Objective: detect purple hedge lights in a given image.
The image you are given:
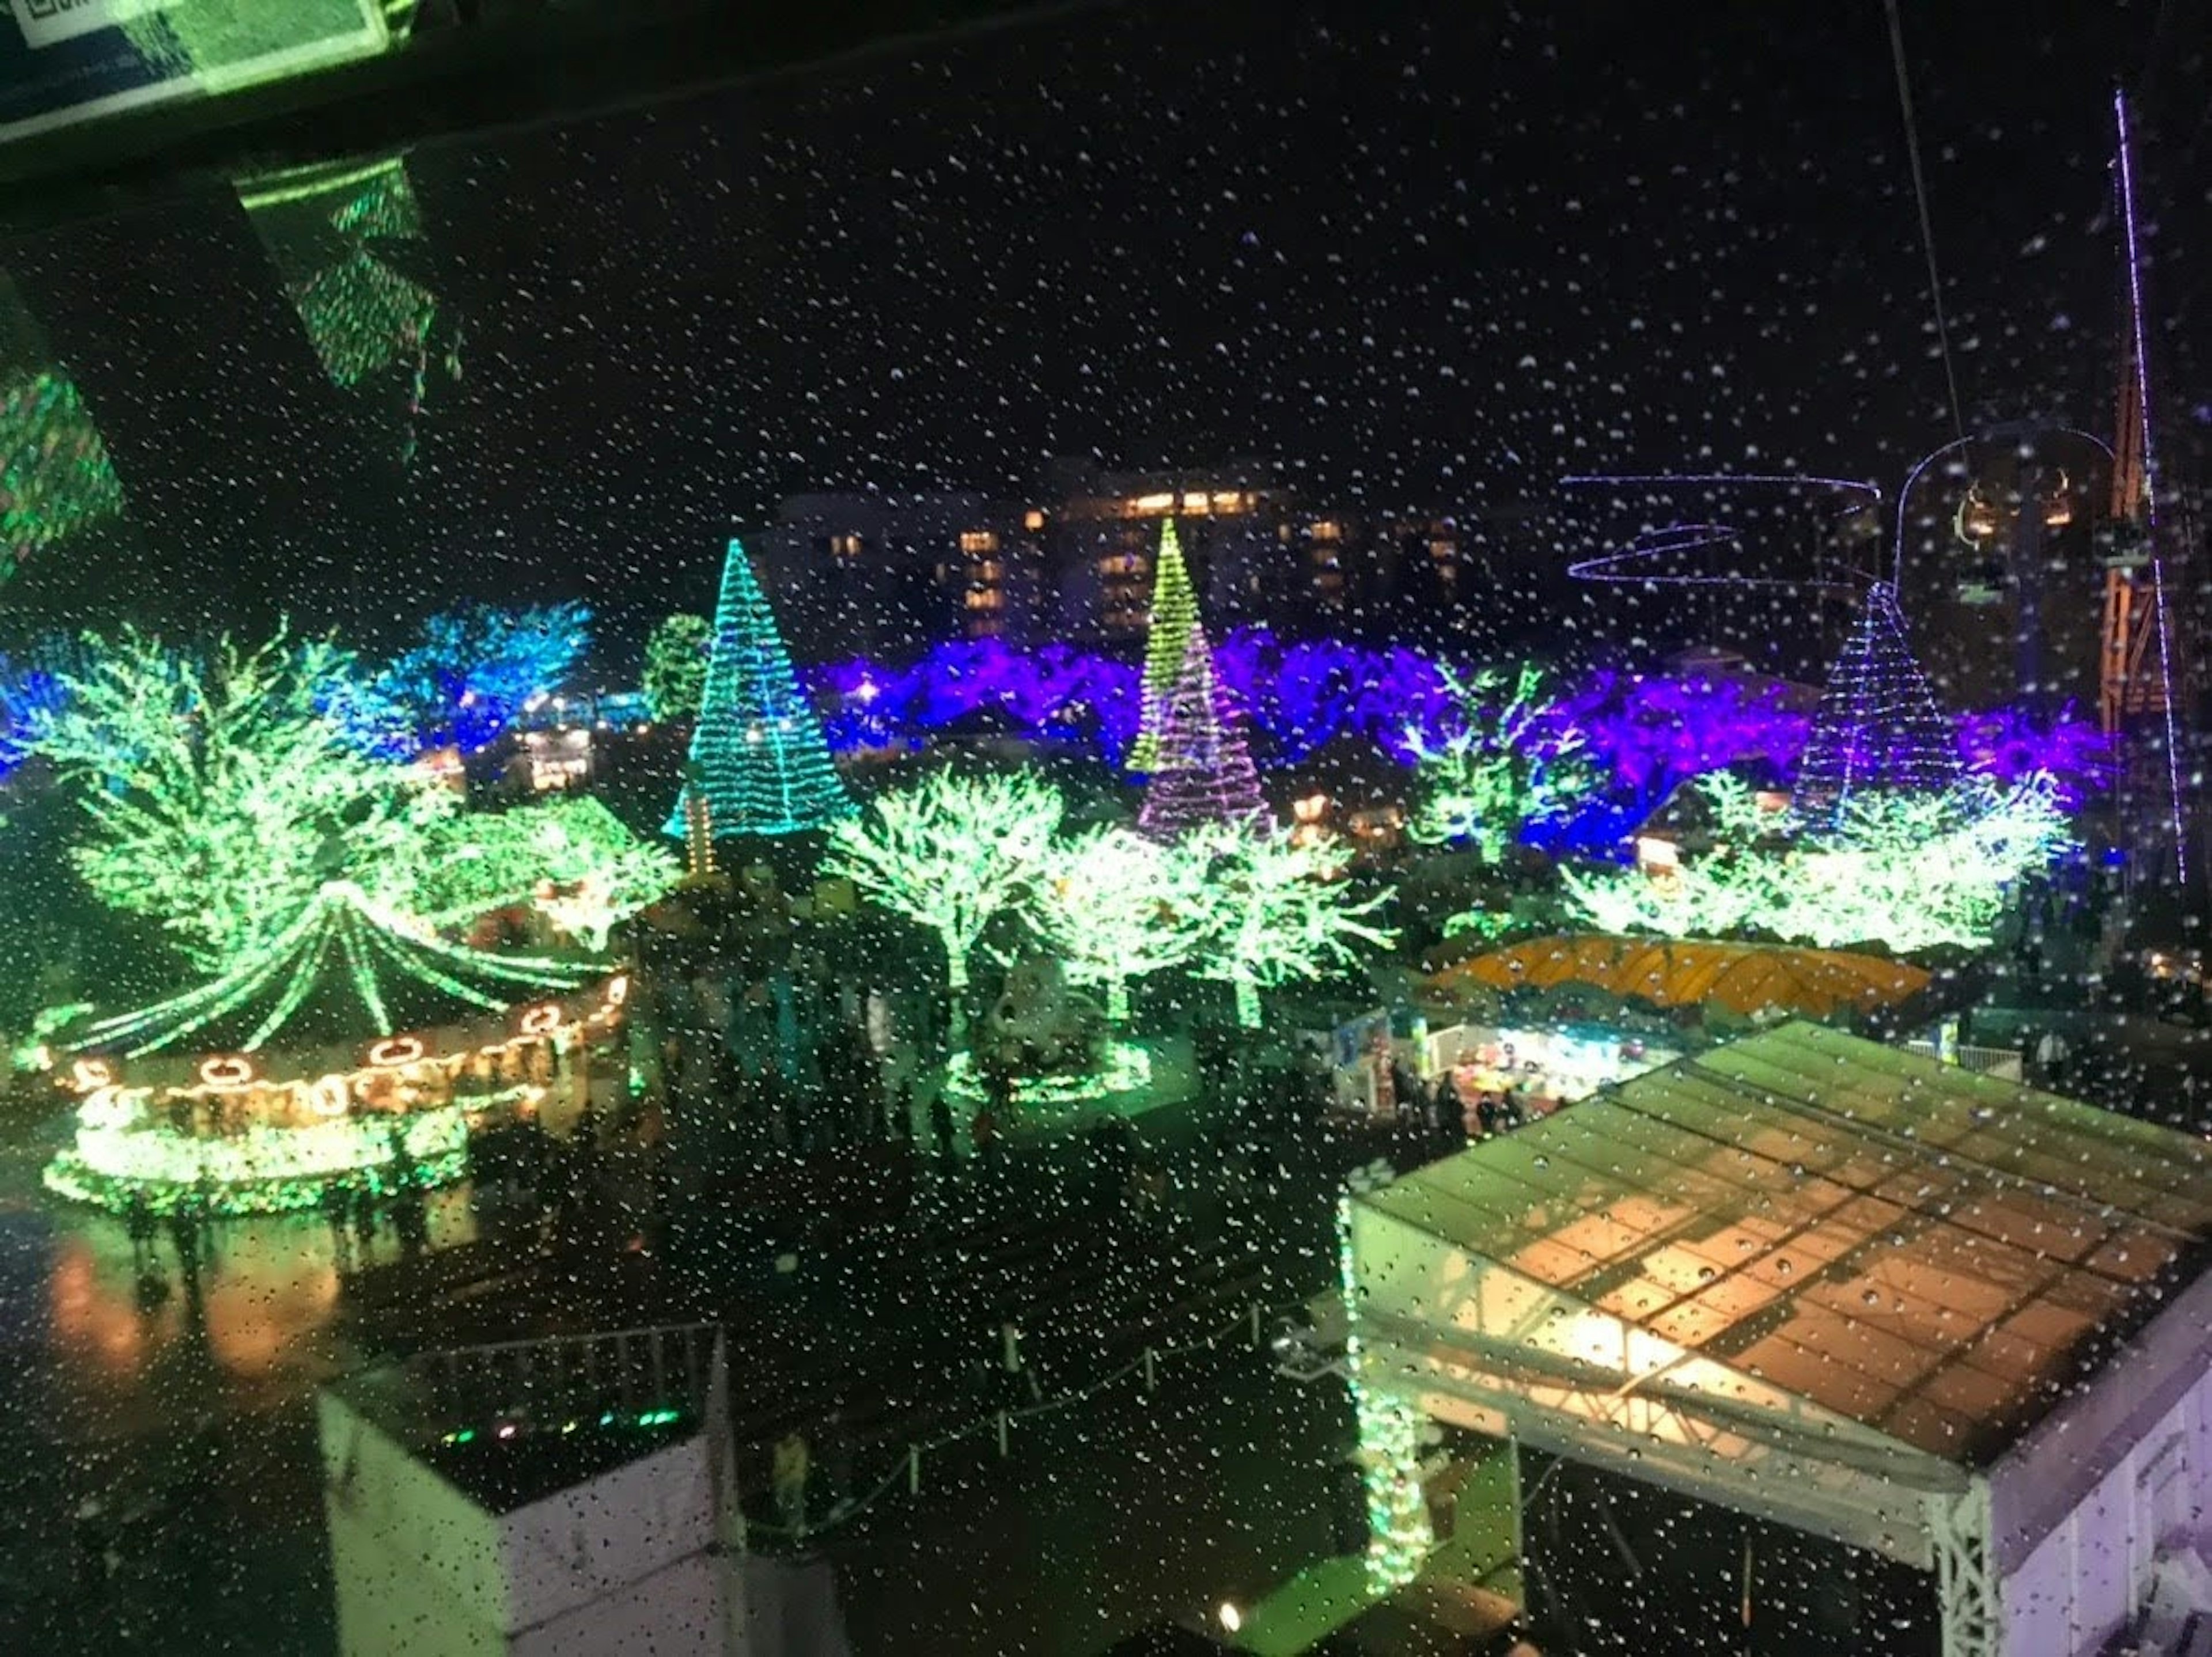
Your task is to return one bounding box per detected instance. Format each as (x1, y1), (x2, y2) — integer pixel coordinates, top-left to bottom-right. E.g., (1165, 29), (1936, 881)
(800, 633), (2113, 845)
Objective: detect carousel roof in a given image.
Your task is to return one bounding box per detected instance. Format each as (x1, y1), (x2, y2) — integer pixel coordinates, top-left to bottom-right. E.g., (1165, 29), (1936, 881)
(71, 882), (604, 1060)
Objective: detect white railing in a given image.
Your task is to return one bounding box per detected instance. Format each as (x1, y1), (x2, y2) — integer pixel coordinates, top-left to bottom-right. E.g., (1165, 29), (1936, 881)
(1903, 1041), (2024, 1081)
(404, 1320), (722, 1429)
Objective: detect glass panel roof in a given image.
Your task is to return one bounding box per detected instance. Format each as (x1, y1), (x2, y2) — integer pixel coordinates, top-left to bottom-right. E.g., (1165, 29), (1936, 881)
(1362, 1022), (2212, 1466)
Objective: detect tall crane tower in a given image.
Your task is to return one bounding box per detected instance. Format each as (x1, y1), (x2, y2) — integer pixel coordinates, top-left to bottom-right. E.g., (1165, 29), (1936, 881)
(2098, 89), (2192, 882)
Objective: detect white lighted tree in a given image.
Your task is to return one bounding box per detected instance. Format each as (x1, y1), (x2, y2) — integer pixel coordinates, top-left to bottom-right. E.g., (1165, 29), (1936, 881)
(823, 768), (1065, 1034)
(1028, 825), (1209, 1022)
(1560, 772), (2070, 953)
(1177, 822), (1394, 1028)
(422, 796), (681, 950)
(34, 625), (452, 972)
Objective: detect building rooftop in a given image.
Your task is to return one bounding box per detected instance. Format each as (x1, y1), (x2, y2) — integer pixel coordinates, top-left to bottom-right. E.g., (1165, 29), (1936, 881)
(1357, 1021), (2212, 1468)
(329, 1321), (723, 1514)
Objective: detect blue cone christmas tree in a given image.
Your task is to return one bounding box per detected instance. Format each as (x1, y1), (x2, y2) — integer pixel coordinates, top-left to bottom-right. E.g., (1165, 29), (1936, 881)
(1139, 620), (1268, 840)
(664, 539), (854, 840)
(1794, 581), (1961, 824)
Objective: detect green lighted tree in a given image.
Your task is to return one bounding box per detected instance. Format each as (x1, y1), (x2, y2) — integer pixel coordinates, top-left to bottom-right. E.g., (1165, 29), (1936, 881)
(33, 626), (452, 972)
(642, 612), (713, 722)
(823, 769), (1064, 1036)
(665, 539), (853, 839)
(1028, 825), (1209, 1022)
(1128, 517), (1199, 774)
(1176, 822), (1395, 1028)
(1406, 663), (1599, 863)
(421, 796), (681, 950)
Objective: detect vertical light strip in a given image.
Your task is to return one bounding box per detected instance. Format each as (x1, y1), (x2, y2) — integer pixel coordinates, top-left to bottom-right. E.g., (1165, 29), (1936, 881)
(2115, 87), (2188, 876)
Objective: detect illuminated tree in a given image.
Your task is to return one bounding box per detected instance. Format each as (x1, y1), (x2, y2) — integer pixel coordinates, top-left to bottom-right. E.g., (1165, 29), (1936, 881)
(1407, 663), (1599, 862)
(824, 769), (1064, 1033)
(33, 626), (453, 972)
(1128, 517), (1199, 773)
(232, 153), (459, 464)
(1560, 772), (2071, 953)
(1139, 622), (1269, 841)
(1339, 1196), (1433, 1592)
(0, 272), (124, 585)
(422, 797), (681, 950)
(642, 612), (713, 721)
(1028, 826), (1209, 1022)
(0, 647), (70, 781)
(1177, 822), (1395, 1028)
(1794, 582), (1961, 826)
(665, 539), (853, 839)
(328, 602), (592, 759)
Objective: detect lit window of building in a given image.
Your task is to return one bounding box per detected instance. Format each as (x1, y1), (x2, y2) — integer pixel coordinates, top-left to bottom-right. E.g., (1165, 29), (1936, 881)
(959, 530), (999, 554)
(828, 533), (862, 559)
(1309, 520), (1343, 542)
(1024, 509), (1046, 530)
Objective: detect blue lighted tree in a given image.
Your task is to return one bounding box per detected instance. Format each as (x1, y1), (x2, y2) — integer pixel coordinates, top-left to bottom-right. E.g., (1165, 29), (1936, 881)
(324, 602), (591, 759)
(664, 539), (853, 840)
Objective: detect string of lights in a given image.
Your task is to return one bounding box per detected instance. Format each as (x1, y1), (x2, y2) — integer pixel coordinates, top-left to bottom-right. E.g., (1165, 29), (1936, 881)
(664, 539), (854, 840)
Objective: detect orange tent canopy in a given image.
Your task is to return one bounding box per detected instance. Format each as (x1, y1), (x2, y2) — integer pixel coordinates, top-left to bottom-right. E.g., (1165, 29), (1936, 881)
(1431, 935), (1930, 1021)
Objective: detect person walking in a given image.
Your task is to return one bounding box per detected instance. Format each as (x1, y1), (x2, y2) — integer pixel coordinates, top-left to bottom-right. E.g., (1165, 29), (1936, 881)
(124, 1191), (156, 1273)
(351, 1180), (380, 1260)
(972, 1105), (1002, 1182)
(321, 1179), (354, 1269)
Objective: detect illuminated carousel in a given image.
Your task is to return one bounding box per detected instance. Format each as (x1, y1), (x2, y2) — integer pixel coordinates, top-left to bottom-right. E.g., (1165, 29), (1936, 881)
(43, 882), (626, 1216)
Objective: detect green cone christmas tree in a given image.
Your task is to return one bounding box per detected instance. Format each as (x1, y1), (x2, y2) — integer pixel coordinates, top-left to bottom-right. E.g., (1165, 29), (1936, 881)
(664, 539), (854, 840)
(1127, 516), (1199, 773)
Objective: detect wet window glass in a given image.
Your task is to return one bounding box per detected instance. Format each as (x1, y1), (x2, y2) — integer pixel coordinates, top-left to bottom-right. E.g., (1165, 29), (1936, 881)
(0, 3), (2206, 1655)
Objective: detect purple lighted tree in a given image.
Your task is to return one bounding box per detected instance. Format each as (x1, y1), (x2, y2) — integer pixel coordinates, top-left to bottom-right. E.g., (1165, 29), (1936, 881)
(1139, 622), (1269, 840)
(1794, 581), (1961, 824)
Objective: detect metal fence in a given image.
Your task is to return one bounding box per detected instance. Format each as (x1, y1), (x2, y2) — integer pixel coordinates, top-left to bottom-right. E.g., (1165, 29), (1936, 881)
(1903, 1041), (2024, 1080)
(401, 1319), (722, 1431)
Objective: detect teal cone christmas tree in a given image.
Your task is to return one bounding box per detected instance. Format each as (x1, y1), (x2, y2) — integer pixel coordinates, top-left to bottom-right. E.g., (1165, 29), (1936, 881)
(1128, 517), (1199, 773)
(1139, 620), (1268, 840)
(664, 539), (853, 840)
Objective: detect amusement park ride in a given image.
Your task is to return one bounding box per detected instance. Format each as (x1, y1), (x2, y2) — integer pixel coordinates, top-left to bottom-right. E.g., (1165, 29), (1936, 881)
(1567, 89), (2199, 888)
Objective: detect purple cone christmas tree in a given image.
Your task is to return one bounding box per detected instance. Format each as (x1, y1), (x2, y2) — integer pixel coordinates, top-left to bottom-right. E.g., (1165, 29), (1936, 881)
(1139, 621), (1268, 840)
(1794, 581), (1961, 824)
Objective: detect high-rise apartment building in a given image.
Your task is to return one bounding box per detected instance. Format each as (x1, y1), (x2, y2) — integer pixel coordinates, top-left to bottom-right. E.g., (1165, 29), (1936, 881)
(745, 459), (1469, 659)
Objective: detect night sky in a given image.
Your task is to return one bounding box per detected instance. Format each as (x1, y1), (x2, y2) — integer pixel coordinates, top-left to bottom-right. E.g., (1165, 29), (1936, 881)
(1, 0), (2202, 670)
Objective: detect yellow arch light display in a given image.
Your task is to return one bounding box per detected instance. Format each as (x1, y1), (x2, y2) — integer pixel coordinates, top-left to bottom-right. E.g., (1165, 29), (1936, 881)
(70, 1058), (115, 1092)
(306, 1075), (352, 1117)
(368, 1036), (425, 1068)
(517, 1003), (563, 1038)
(606, 975), (630, 1008)
(200, 1056), (255, 1089)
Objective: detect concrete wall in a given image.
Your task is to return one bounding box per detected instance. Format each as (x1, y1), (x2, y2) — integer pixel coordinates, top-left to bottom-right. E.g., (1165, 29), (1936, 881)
(510, 1551), (724, 1657)
(321, 1392), (510, 1657)
(499, 1436), (723, 1648)
(1999, 1362), (2212, 1657)
(325, 1392), (729, 1657)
